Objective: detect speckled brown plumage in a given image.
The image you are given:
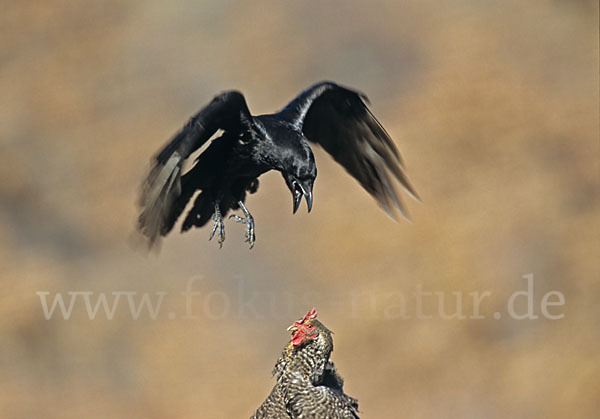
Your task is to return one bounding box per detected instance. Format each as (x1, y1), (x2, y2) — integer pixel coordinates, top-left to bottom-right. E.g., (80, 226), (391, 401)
(251, 311), (359, 419)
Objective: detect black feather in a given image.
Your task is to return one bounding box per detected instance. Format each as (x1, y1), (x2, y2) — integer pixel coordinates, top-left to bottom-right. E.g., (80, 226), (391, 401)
(136, 81), (419, 249)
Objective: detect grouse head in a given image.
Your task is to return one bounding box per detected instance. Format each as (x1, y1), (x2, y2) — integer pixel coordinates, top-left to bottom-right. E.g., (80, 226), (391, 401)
(272, 308), (335, 384)
(287, 308), (331, 348)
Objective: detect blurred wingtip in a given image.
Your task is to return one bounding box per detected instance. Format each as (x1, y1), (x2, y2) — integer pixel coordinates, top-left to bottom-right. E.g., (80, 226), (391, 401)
(380, 196), (413, 225)
(405, 184), (422, 204)
(395, 202), (413, 224)
(382, 207), (414, 226)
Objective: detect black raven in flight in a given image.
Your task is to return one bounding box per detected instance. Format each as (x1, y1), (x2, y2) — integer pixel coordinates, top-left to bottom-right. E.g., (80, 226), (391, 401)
(137, 81), (419, 249)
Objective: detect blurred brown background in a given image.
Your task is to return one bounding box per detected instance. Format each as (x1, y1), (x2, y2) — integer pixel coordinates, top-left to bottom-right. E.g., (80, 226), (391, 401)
(1, 1), (598, 418)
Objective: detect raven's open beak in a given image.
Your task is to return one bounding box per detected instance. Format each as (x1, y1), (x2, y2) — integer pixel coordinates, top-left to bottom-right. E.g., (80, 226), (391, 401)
(293, 185), (302, 214)
(305, 190), (313, 213)
(292, 181), (313, 214)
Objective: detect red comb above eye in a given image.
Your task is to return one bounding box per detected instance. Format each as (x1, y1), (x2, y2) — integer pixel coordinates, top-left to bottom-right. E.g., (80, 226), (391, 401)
(289, 308), (319, 334)
(301, 308), (317, 322)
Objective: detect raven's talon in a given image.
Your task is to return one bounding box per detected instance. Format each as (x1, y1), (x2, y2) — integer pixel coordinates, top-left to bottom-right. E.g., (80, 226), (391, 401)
(209, 204), (225, 247)
(230, 202), (255, 249)
(246, 221), (255, 248)
(231, 214), (255, 247)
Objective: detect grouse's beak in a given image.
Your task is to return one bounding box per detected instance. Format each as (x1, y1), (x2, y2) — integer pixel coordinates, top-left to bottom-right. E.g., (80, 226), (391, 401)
(291, 180), (314, 214)
(287, 325), (298, 332)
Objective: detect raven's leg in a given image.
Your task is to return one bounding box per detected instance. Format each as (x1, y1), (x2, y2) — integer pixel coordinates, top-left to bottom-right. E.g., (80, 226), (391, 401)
(208, 202), (225, 248)
(229, 201), (255, 249)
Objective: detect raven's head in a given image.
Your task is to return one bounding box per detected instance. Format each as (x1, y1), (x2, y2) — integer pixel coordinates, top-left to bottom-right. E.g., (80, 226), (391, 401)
(283, 167), (315, 214)
(273, 128), (316, 213)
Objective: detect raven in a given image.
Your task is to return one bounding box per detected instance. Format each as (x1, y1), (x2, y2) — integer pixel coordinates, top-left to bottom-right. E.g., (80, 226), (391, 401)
(137, 81), (419, 249)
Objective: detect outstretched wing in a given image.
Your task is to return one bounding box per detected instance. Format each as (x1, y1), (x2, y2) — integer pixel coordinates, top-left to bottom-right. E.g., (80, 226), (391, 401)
(280, 81), (420, 220)
(137, 90), (252, 247)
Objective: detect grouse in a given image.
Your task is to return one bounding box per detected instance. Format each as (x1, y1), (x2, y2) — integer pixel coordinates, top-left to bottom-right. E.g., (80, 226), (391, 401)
(251, 309), (359, 418)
